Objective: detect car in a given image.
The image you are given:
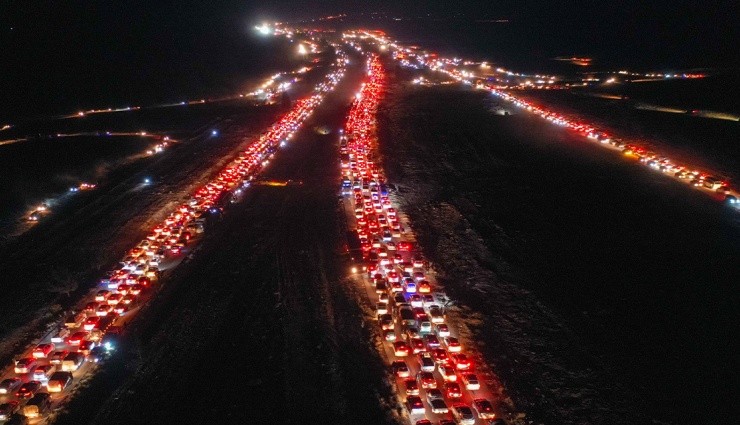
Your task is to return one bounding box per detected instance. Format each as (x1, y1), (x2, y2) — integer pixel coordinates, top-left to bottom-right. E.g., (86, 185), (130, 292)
(430, 398), (449, 414)
(425, 388), (444, 403)
(15, 381), (41, 399)
(444, 382), (463, 399)
(50, 328), (70, 344)
(430, 348), (449, 365)
(375, 280), (388, 294)
(379, 314), (395, 330)
(417, 371), (437, 389)
(0, 378), (22, 395)
(451, 403), (476, 425)
(404, 327), (421, 340)
(89, 346), (110, 363)
(424, 334), (441, 349)
(32, 364), (56, 382)
(96, 304), (114, 316)
(383, 329), (397, 341)
(409, 337), (426, 354)
(450, 353), (472, 370)
(0, 401), (19, 421)
(391, 360), (410, 378)
(107, 293), (123, 305)
(428, 305), (445, 323)
(434, 323), (450, 337)
(84, 316), (101, 331)
(414, 420), (432, 425)
(404, 281), (417, 293)
(472, 398), (497, 419)
(406, 396), (425, 415)
(83, 302), (99, 315)
(32, 343), (55, 359)
(376, 303), (388, 315)
(444, 337), (461, 352)
(14, 357), (36, 374)
(49, 350), (69, 365)
(418, 353), (436, 372)
(94, 290), (111, 302)
(393, 341), (411, 357)
(461, 373), (481, 390)
(418, 320), (433, 334)
(403, 379), (420, 395)
(67, 331), (89, 346)
(79, 340), (97, 355)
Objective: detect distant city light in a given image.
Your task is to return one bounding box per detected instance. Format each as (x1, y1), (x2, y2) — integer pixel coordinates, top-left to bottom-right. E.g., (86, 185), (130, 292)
(256, 23), (271, 35)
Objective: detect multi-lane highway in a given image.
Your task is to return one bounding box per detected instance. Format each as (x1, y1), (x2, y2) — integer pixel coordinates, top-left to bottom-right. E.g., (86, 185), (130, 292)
(0, 45), (347, 424)
(1, 61), (336, 241)
(338, 54), (504, 425)
(349, 31), (739, 212)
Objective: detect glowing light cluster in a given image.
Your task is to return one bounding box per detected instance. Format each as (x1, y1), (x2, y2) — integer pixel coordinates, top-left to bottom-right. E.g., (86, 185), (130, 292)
(339, 53), (500, 420)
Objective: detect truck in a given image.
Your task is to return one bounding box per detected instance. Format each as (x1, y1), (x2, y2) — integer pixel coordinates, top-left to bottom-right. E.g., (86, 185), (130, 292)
(46, 371), (73, 393)
(22, 393), (51, 418)
(61, 352), (85, 372)
(64, 312), (86, 329)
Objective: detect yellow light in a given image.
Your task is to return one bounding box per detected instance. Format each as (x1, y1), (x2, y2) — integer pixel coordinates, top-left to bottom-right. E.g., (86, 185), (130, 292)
(351, 267), (358, 273)
(298, 44), (307, 55)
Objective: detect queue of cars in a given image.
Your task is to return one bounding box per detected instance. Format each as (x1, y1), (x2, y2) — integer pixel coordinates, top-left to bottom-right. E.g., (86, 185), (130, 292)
(21, 59), (325, 228)
(355, 31), (739, 210)
(0, 53), (347, 424)
(340, 54), (502, 425)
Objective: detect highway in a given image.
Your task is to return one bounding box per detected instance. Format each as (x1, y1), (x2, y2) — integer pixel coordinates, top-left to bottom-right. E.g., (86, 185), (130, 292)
(0, 44), (348, 424)
(351, 31), (740, 213)
(338, 54), (503, 425)
(2, 61), (333, 239)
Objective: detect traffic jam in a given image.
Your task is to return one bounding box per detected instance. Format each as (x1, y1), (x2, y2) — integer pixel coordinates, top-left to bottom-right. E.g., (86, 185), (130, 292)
(340, 54), (504, 425)
(20, 61), (324, 229)
(358, 31), (740, 211)
(0, 50), (347, 424)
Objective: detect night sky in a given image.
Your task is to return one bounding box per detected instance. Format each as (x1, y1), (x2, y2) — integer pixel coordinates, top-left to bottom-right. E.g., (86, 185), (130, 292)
(0, 0), (737, 120)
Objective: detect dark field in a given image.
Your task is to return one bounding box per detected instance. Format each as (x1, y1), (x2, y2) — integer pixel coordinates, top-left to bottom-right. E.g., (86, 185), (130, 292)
(0, 101), (284, 373)
(518, 83), (740, 181)
(0, 57), (329, 233)
(377, 64), (739, 424)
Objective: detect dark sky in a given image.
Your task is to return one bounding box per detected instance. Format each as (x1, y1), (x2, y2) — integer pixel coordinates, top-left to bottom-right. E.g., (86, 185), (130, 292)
(0, 0), (736, 120)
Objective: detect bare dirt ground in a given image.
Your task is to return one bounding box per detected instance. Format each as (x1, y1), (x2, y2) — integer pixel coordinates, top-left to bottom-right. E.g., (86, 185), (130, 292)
(376, 63), (739, 425)
(53, 55), (399, 425)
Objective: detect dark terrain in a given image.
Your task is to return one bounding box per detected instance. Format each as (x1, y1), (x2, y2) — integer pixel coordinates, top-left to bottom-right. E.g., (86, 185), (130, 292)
(0, 101), (285, 372)
(377, 63), (739, 425)
(518, 82), (740, 180)
(53, 52), (399, 425)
